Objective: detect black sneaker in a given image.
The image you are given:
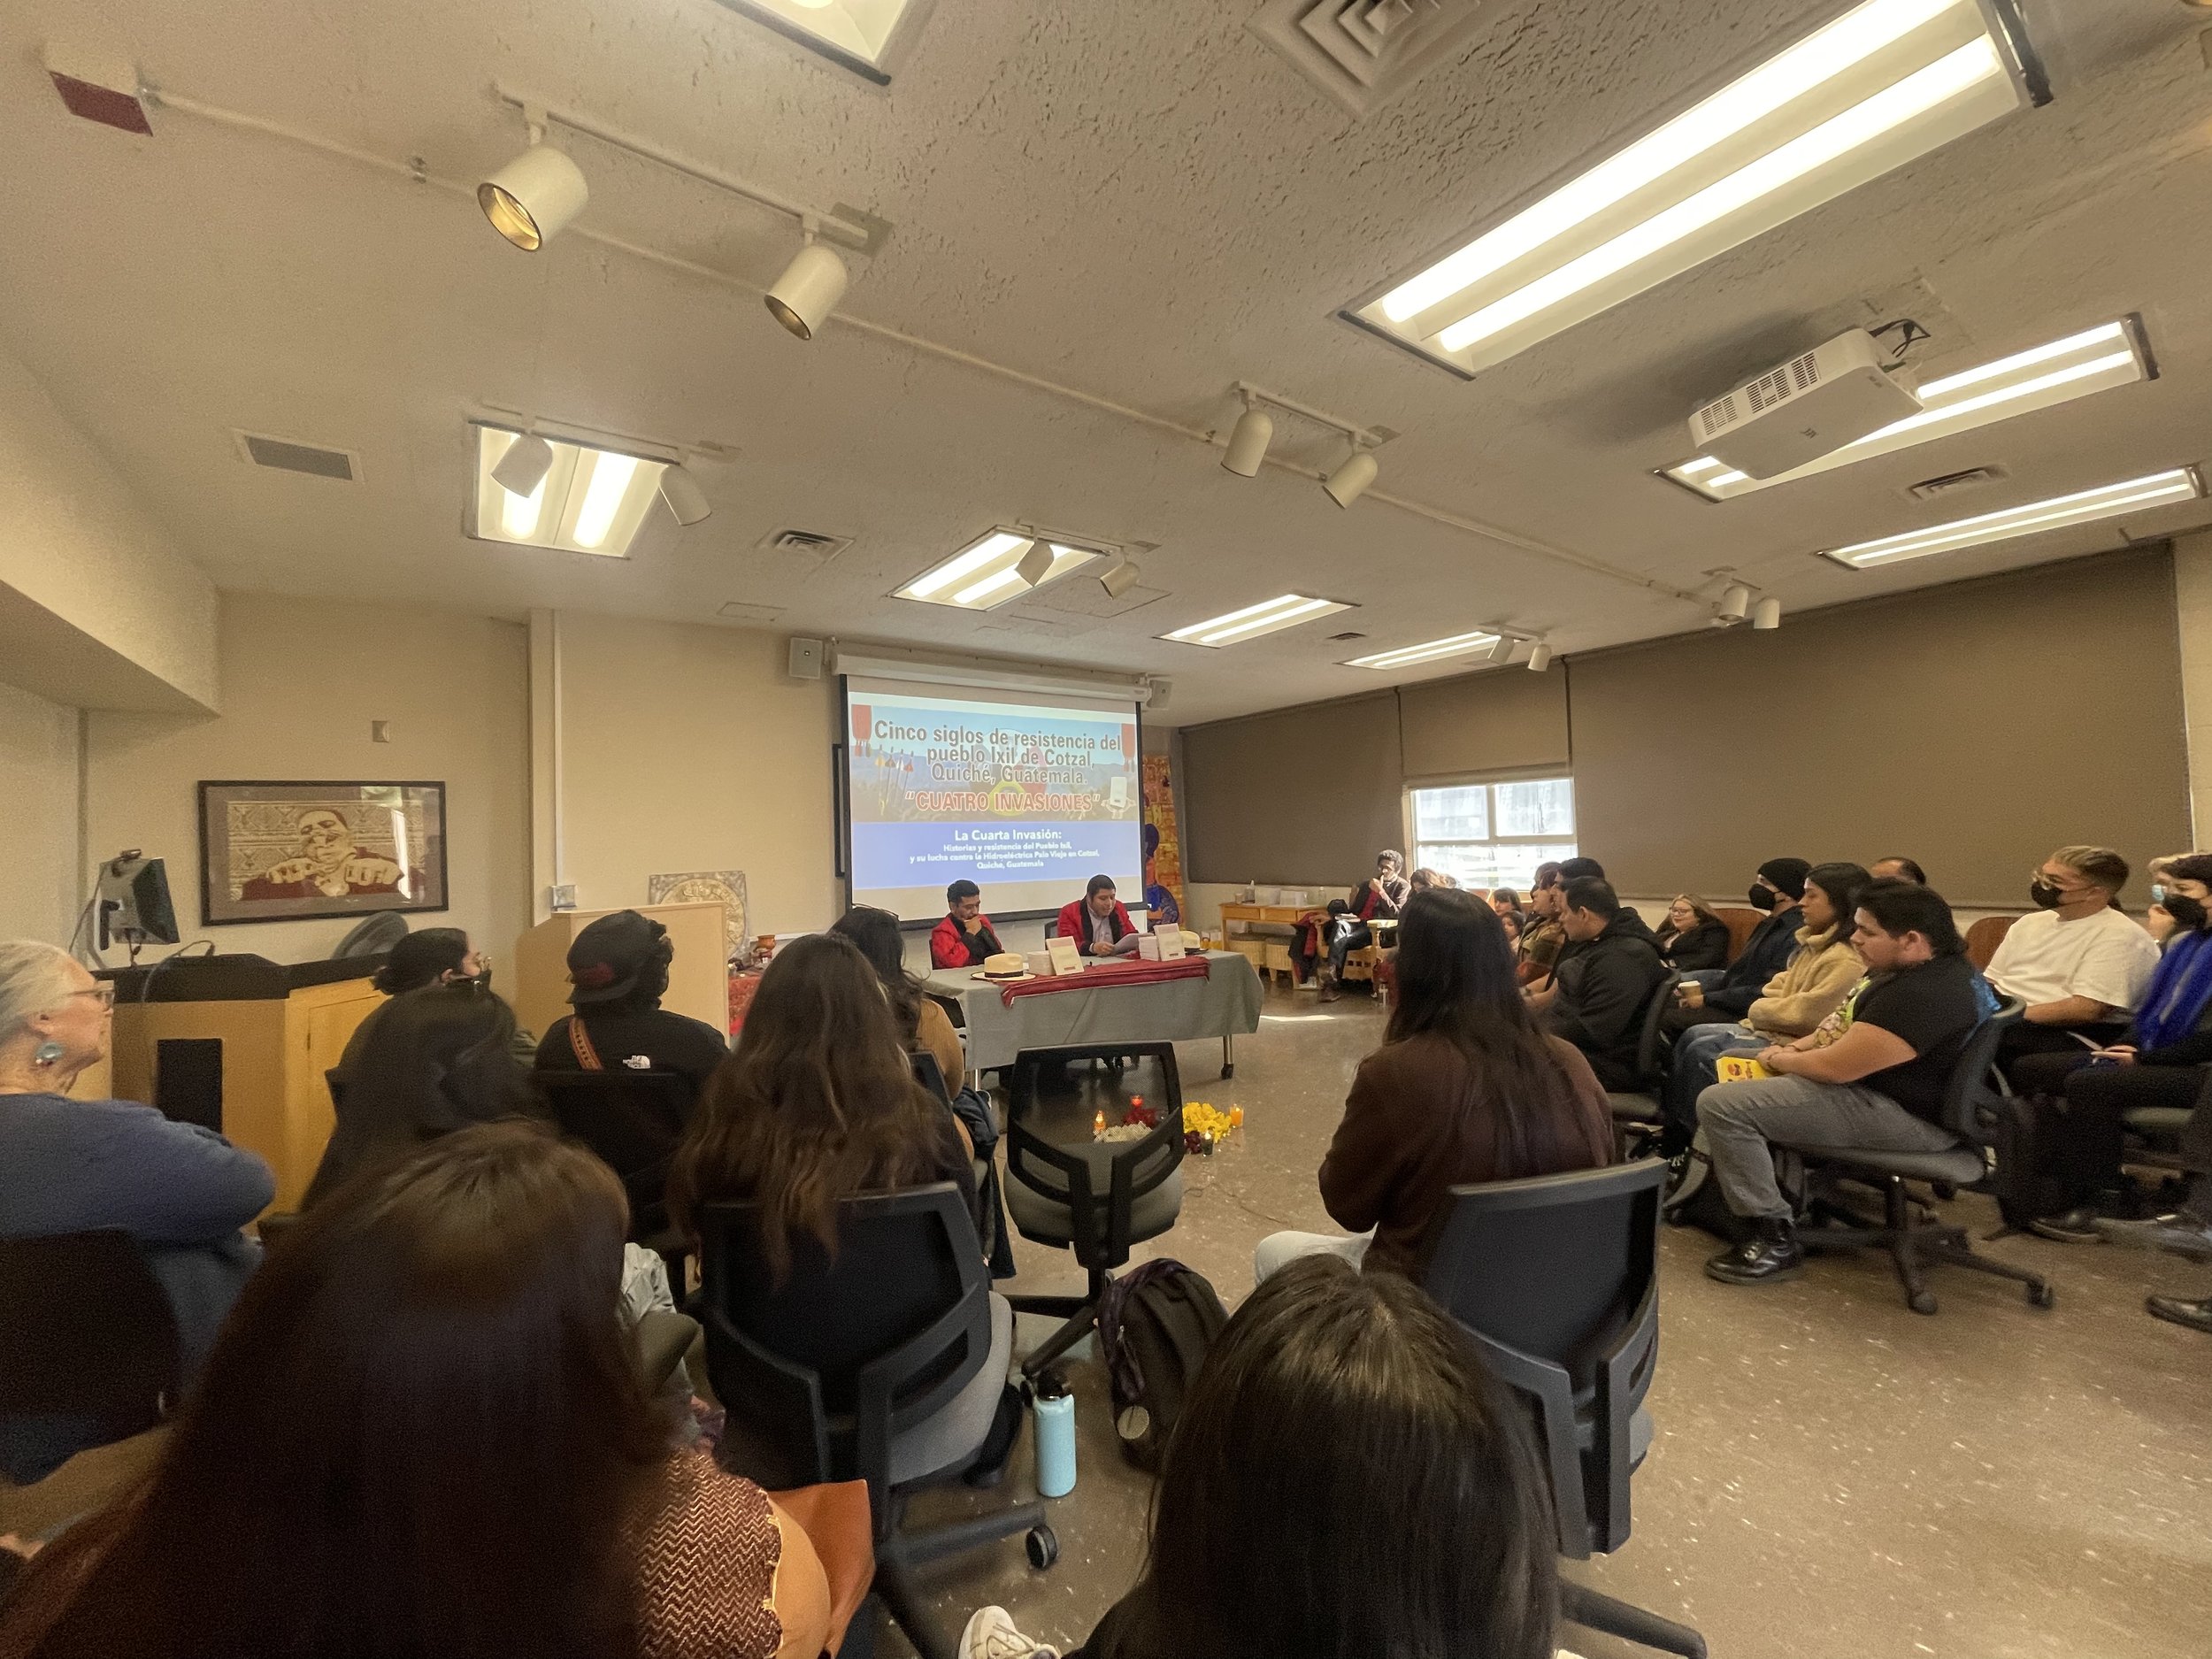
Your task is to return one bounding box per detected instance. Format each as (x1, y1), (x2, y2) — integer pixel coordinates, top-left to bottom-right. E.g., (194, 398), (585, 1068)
(2027, 1206), (2104, 1244)
(2095, 1213), (2212, 1261)
(2145, 1293), (2212, 1335)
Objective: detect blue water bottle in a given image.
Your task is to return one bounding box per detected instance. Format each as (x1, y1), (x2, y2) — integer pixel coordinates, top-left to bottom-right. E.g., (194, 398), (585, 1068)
(1033, 1369), (1077, 1499)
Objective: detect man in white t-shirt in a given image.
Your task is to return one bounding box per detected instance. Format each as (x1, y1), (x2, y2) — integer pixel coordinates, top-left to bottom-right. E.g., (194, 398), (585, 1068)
(1985, 843), (2160, 1074)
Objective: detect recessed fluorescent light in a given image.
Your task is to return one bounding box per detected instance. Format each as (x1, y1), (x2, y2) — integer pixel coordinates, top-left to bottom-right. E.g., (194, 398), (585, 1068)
(1347, 0), (2039, 376)
(1664, 318), (2154, 500)
(895, 528), (1105, 610)
(470, 425), (669, 557)
(1163, 595), (1353, 648)
(1818, 467), (2204, 568)
(715, 0), (932, 81)
(1345, 629), (1503, 669)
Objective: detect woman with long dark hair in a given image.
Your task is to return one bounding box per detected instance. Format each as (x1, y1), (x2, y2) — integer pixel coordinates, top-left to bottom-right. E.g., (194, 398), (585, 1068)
(829, 905), (965, 1088)
(0, 1122), (832, 1659)
(668, 933), (977, 1278)
(962, 1256), (1558, 1659)
(302, 980), (541, 1209)
(1255, 887), (1612, 1279)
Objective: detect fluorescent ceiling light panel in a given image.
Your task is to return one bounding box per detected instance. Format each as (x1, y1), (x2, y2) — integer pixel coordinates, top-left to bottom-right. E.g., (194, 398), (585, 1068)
(710, 0), (930, 79)
(895, 528), (1103, 610)
(1818, 467), (2203, 568)
(1345, 629), (1504, 670)
(1345, 0), (2039, 376)
(1664, 318), (2153, 499)
(470, 426), (668, 557)
(1163, 595), (1353, 648)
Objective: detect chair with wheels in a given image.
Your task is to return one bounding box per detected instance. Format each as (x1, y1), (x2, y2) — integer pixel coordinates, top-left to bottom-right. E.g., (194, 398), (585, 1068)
(695, 1185), (1054, 1659)
(1963, 915), (2015, 972)
(1787, 999), (2055, 1316)
(1422, 1162), (1705, 1659)
(537, 1069), (695, 1296)
(1001, 1041), (1186, 1380)
(0, 1230), (181, 1476)
(1602, 972), (1680, 1160)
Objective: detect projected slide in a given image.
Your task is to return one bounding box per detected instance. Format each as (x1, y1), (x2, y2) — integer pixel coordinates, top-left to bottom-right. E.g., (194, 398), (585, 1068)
(845, 675), (1145, 923)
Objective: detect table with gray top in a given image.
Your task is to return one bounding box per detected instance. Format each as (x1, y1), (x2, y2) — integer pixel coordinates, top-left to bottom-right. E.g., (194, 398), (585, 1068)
(923, 950), (1264, 1079)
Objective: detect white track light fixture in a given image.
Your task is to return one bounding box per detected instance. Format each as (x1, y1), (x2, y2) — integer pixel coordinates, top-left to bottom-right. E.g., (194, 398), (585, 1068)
(1099, 557), (1142, 599)
(659, 464), (712, 526)
(1527, 641), (1555, 672)
(765, 236), (849, 341)
(478, 143), (590, 250)
(1324, 445), (1379, 509)
(1716, 581), (1754, 623)
(490, 432), (555, 497)
(1752, 596), (1783, 630)
(1015, 541), (1056, 588)
(1222, 402), (1275, 477)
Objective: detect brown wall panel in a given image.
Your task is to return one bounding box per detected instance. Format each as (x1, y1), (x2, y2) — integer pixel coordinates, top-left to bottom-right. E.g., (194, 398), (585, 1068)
(1399, 664), (1571, 780)
(1184, 692), (1403, 883)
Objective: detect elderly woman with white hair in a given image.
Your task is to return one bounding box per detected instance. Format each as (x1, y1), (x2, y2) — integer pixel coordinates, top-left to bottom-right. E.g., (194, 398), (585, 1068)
(0, 940), (273, 1484)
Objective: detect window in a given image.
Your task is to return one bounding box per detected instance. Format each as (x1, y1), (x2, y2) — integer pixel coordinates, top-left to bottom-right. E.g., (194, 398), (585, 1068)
(1409, 777), (1576, 893)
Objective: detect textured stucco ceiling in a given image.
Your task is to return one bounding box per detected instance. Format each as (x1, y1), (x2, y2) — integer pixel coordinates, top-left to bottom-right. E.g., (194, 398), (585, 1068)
(2, 0), (2208, 723)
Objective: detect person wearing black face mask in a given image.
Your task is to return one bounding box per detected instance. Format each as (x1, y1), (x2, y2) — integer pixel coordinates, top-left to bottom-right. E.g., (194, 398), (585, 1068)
(2014, 855), (2212, 1248)
(1659, 858), (1811, 1041)
(1985, 845), (2161, 1074)
(331, 928), (532, 1095)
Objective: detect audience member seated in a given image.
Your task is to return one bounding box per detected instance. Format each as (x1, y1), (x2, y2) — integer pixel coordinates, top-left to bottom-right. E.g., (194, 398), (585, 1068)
(302, 979), (541, 1208)
(1251, 888), (1611, 1280)
(0, 1122), (833, 1659)
(1055, 874), (1140, 959)
(536, 910), (730, 1099)
(1141, 824), (1180, 927)
(1498, 908), (1524, 949)
(931, 879), (1004, 969)
(1488, 886), (1521, 918)
(2093, 1071), (2212, 1334)
(833, 906), (966, 1090)
(1699, 880), (1986, 1286)
(1661, 857), (1812, 1040)
(964, 1255), (1557, 1659)
(2015, 855), (2212, 1243)
(1532, 879), (1669, 1090)
(669, 933), (980, 1266)
(1409, 865), (1458, 894)
(1308, 849), (1410, 1002)
(1655, 893), (1731, 972)
(1659, 863), (1870, 1153)
(1515, 862), (1567, 985)
(0, 941), (273, 1486)
(334, 926), (538, 1071)
(1556, 856), (1606, 884)
(1870, 856), (1926, 884)
(1985, 845), (2160, 1071)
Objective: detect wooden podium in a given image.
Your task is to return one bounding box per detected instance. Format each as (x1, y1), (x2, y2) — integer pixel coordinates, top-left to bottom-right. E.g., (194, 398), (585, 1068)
(512, 901), (732, 1046)
(106, 956), (385, 1215)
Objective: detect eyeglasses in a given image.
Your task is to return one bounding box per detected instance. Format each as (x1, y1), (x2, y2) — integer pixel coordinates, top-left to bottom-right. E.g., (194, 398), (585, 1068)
(72, 985), (117, 1008)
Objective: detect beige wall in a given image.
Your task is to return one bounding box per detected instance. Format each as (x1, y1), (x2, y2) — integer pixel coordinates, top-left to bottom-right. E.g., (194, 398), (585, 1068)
(549, 614), (843, 938)
(0, 679), (81, 941)
(84, 594), (531, 977)
(2175, 528), (2212, 849)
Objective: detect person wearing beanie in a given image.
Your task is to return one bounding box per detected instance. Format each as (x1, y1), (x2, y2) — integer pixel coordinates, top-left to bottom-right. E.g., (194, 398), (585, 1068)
(1660, 857), (1813, 1041)
(534, 910), (730, 1106)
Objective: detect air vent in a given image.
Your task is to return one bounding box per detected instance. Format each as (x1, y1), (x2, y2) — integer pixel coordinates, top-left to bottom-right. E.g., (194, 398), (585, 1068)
(1247, 0), (1505, 119)
(1908, 465), (2006, 503)
(234, 431), (358, 481)
(1696, 395), (1739, 438)
(1326, 631), (1368, 641)
(757, 528), (853, 563)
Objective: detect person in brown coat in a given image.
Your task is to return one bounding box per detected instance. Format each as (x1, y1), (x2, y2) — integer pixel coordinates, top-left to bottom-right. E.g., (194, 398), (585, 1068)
(1255, 887), (1614, 1281)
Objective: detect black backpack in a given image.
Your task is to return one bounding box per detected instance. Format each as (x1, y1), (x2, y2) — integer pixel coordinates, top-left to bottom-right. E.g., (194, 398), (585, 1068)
(1094, 1259), (1228, 1471)
(1663, 1129), (1808, 1242)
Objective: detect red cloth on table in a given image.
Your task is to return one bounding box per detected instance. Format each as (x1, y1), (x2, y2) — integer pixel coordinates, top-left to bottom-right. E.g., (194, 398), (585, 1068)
(998, 954), (1210, 1007)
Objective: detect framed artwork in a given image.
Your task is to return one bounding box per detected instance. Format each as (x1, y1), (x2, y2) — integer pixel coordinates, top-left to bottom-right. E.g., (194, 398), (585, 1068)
(197, 780), (449, 926)
(648, 870), (750, 963)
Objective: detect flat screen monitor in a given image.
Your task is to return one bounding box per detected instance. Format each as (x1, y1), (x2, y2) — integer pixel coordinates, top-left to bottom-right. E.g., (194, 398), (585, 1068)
(97, 853), (180, 949)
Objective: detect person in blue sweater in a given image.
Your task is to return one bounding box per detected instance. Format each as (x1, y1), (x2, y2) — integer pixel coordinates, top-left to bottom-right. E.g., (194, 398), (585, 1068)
(0, 941), (273, 1483)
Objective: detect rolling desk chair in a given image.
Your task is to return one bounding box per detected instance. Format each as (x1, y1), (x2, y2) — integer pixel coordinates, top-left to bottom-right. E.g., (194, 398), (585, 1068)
(1603, 973), (1681, 1160)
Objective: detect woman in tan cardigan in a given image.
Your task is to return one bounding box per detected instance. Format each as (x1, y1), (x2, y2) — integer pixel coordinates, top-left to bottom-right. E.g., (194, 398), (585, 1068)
(1659, 862), (1870, 1152)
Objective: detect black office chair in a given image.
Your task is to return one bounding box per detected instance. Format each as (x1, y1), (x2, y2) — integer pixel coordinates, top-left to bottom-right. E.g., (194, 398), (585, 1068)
(1423, 1162), (1705, 1659)
(0, 1230), (181, 1469)
(695, 1186), (1054, 1659)
(1002, 1041), (1186, 1379)
(1788, 999), (2055, 1316)
(1603, 972), (1681, 1159)
(536, 1069), (695, 1295)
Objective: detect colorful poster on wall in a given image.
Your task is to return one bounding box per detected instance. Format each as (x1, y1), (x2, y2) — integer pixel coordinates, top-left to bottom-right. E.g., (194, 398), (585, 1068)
(1141, 754), (1185, 926)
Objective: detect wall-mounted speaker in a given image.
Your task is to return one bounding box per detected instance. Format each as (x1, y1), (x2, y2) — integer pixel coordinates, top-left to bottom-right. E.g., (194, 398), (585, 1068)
(787, 637), (825, 680)
(1147, 676), (1173, 710)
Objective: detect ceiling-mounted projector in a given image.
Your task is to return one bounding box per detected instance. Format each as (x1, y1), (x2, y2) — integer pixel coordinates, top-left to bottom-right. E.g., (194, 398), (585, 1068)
(1689, 328), (1921, 480)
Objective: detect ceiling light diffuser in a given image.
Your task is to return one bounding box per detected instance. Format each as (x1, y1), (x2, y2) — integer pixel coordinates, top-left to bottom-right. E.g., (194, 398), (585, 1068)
(1345, 0), (2041, 376)
(895, 528), (1105, 610)
(711, 0), (933, 81)
(1345, 628), (1504, 670)
(1664, 318), (2153, 499)
(470, 425), (670, 557)
(1817, 467), (2204, 568)
(1164, 595), (1353, 648)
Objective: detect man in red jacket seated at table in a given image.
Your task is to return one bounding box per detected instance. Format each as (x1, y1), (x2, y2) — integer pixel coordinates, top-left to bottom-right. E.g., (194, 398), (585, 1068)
(931, 879), (1004, 969)
(1056, 874), (1141, 957)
